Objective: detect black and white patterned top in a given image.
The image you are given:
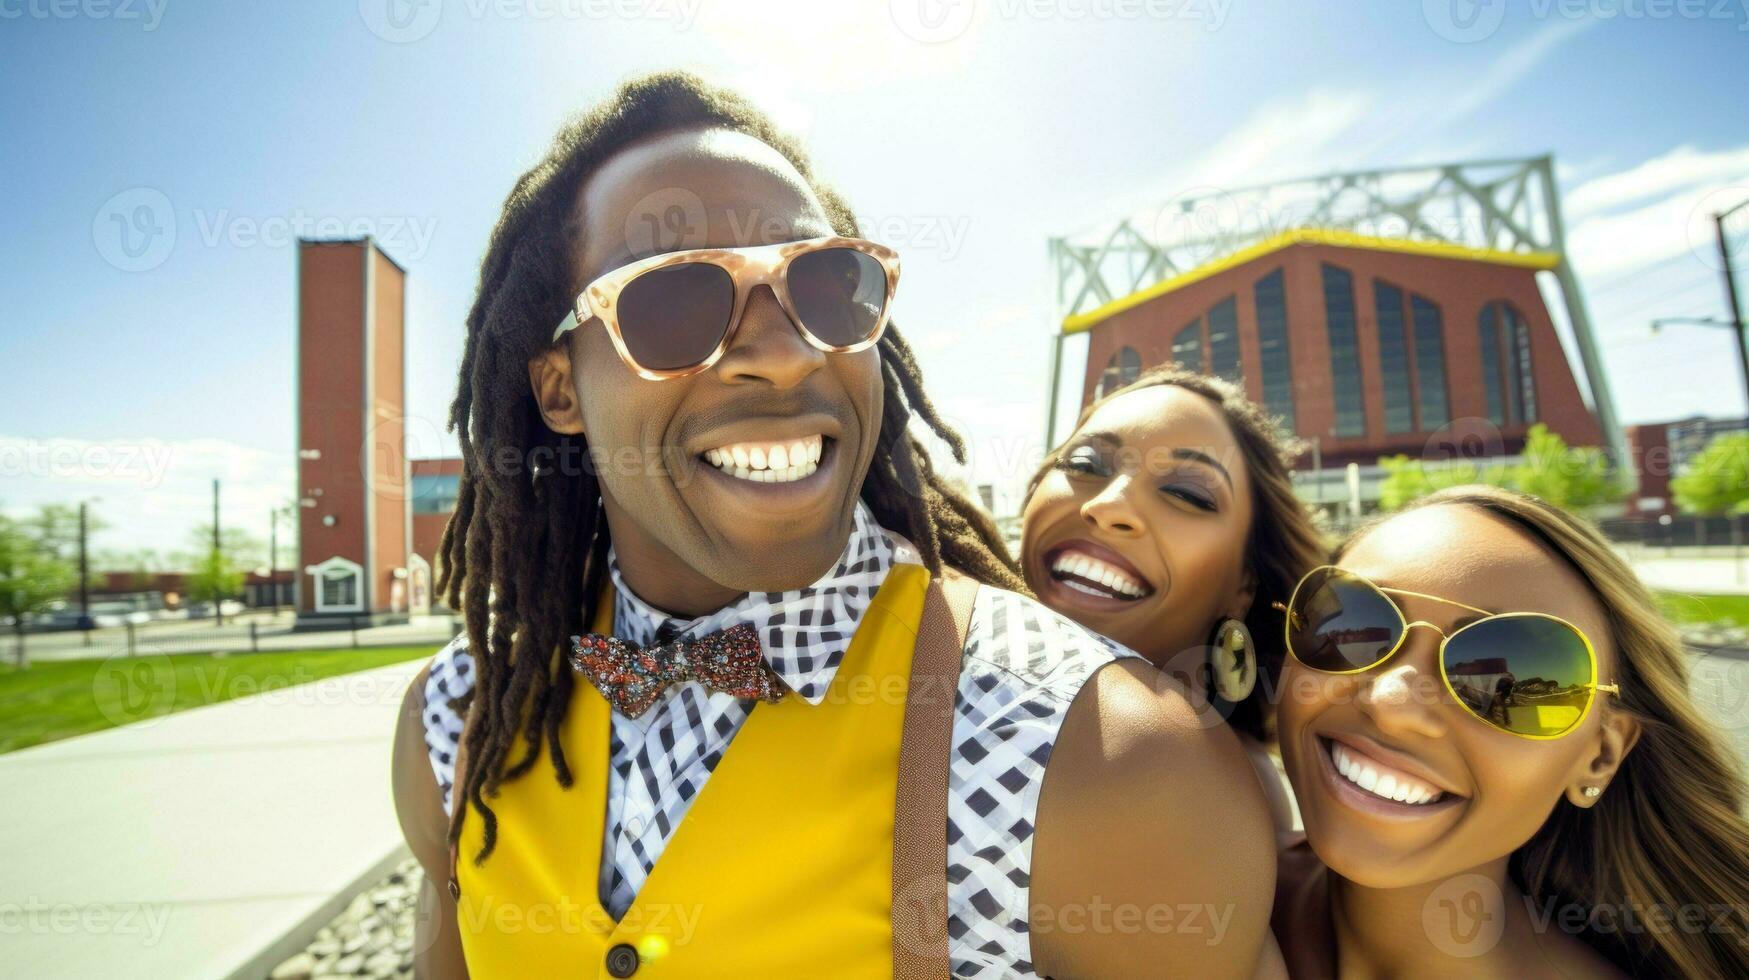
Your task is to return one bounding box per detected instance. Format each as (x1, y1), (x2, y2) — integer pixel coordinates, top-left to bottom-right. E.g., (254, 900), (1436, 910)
(421, 502), (1135, 977)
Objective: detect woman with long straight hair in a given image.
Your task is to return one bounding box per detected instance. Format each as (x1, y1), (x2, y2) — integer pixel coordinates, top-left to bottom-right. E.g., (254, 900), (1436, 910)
(1272, 485), (1749, 978)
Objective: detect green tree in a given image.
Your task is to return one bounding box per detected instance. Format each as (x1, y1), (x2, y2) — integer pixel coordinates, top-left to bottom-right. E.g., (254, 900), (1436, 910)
(1510, 423), (1622, 511)
(1376, 455), (1509, 512)
(1671, 432), (1749, 515)
(177, 524), (260, 620)
(0, 510), (78, 666)
(185, 547), (244, 609)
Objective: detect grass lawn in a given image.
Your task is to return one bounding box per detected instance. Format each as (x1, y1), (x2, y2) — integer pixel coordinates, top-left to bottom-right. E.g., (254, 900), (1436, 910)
(1656, 591), (1749, 630)
(0, 646), (436, 755)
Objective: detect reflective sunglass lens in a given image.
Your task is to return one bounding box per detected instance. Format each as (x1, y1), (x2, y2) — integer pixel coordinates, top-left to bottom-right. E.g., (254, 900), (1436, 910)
(1288, 568), (1404, 672)
(1444, 616), (1595, 737)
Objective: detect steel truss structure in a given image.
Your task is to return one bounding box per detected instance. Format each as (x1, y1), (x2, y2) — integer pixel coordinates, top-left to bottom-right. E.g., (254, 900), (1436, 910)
(1044, 154), (1626, 476)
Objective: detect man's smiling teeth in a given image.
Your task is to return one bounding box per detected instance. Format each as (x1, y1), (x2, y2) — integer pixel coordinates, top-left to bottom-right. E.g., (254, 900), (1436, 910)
(1050, 550), (1148, 599)
(703, 435), (824, 484)
(1330, 741), (1445, 805)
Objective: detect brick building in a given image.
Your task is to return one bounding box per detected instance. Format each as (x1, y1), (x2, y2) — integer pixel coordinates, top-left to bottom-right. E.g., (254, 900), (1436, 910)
(295, 238), (421, 626)
(1069, 231), (1606, 512)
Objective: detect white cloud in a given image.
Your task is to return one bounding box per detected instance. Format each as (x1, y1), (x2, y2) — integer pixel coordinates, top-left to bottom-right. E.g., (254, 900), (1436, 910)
(1564, 144), (1749, 282)
(1565, 144), (1749, 220)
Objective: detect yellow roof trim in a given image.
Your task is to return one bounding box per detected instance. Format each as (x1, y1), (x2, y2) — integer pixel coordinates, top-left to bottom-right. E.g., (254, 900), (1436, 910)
(1060, 229), (1562, 335)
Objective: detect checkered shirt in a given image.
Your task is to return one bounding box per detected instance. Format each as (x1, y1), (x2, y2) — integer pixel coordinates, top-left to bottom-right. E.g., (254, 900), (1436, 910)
(421, 501), (1135, 977)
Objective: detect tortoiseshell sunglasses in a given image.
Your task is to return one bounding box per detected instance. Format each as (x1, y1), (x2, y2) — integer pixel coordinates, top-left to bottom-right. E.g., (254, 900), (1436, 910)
(551, 236), (900, 381)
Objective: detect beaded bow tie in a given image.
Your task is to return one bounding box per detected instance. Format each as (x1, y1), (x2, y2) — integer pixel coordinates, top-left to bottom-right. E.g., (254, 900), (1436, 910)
(567, 623), (786, 718)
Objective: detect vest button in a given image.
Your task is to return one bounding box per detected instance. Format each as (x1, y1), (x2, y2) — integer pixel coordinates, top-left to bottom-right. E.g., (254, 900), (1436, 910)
(605, 943), (640, 977)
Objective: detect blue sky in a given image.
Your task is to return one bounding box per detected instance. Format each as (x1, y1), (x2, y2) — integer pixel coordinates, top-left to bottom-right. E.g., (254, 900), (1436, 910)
(3, 0), (1747, 560)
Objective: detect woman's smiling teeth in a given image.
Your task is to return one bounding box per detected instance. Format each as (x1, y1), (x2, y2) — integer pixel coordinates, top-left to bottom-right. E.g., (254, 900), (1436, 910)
(1049, 550), (1149, 600)
(1329, 741), (1445, 805)
(703, 434), (824, 484)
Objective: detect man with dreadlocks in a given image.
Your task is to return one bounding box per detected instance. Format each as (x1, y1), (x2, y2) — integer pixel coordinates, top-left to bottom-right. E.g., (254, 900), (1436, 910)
(391, 72), (1279, 979)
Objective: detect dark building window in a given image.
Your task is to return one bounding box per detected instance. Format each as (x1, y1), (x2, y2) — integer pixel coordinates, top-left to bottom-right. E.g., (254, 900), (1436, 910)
(1478, 305), (1505, 424)
(1207, 297), (1241, 382)
(1511, 306), (1537, 424)
(411, 472), (461, 515)
(1410, 295), (1449, 429)
(321, 568), (358, 608)
(1479, 301), (1537, 426)
(1322, 264), (1366, 438)
(1373, 282), (1413, 435)
(1252, 269), (1295, 430)
(1097, 345), (1142, 397)
(1172, 320), (1203, 374)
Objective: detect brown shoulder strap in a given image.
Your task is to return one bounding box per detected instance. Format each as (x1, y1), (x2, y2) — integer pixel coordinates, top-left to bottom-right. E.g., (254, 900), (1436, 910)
(892, 567), (979, 980)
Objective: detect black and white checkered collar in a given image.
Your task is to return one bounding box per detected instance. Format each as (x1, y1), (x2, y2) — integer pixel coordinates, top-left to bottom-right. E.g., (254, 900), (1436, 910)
(605, 501), (896, 706)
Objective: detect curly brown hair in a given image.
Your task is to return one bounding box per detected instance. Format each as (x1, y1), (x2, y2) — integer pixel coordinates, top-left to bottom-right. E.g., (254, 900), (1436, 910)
(1025, 365), (1327, 741)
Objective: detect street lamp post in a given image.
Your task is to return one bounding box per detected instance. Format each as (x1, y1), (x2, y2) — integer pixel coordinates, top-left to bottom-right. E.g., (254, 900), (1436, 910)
(78, 501), (89, 647)
(267, 504), (292, 617)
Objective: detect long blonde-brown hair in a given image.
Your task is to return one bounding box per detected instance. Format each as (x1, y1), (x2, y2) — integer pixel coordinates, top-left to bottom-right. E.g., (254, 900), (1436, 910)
(1025, 365), (1326, 741)
(1361, 485), (1749, 978)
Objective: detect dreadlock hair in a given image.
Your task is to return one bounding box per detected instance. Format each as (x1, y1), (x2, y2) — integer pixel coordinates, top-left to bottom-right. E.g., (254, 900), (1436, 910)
(436, 71), (1025, 867)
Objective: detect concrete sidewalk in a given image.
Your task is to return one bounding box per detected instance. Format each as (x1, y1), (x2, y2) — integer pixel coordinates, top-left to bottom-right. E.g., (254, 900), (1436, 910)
(0, 659), (427, 979)
(1620, 550), (1749, 594)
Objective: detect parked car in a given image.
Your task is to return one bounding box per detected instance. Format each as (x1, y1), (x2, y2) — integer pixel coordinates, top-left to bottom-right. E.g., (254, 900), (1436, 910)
(183, 600), (245, 619)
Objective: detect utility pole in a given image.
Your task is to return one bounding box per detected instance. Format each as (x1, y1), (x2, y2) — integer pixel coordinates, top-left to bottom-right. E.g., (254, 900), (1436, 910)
(78, 501), (90, 647)
(268, 507), (278, 616)
(1715, 203), (1749, 416)
(213, 479), (223, 627)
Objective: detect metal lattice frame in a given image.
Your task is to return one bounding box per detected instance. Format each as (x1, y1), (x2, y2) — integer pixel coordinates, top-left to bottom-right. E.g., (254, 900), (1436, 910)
(1044, 154), (1626, 477)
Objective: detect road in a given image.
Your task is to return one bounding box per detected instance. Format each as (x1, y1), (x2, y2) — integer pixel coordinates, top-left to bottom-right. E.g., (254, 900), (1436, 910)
(8, 612), (459, 663)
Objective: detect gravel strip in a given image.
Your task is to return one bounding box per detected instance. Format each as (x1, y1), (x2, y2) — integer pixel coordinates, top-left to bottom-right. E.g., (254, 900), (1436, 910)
(267, 858), (421, 980)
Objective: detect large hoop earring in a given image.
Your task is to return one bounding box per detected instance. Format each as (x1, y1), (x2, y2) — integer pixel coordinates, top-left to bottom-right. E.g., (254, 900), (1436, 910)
(1208, 618), (1257, 704)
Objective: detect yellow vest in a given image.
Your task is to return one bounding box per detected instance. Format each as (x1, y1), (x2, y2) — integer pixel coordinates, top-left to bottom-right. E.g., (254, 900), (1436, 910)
(454, 562), (930, 978)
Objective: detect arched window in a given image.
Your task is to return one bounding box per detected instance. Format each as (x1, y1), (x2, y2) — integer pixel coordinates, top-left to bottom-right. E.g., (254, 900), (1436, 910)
(1097, 346), (1143, 397)
(306, 556), (364, 613)
(1478, 301), (1537, 426)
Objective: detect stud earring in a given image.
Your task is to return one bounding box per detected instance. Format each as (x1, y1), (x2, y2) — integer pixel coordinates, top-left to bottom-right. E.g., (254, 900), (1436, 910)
(1582, 785), (1602, 799)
